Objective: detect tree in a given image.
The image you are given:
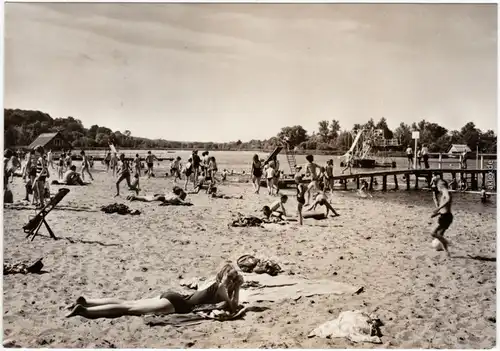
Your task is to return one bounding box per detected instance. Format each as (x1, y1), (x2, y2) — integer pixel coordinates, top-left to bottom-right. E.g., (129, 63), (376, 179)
(394, 122), (412, 147)
(277, 125), (308, 149)
(318, 121), (330, 142)
(363, 118), (376, 130)
(375, 117), (393, 139)
(460, 122), (481, 149)
(329, 119), (341, 140)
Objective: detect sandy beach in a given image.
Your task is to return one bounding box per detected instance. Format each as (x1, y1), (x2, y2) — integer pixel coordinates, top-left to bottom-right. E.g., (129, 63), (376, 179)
(3, 164), (496, 348)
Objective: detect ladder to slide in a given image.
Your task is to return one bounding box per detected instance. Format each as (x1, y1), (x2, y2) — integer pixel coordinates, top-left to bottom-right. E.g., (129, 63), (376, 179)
(284, 147), (297, 174)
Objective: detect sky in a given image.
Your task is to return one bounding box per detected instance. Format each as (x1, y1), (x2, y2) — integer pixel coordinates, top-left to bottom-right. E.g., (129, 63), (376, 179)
(4, 3), (498, 143)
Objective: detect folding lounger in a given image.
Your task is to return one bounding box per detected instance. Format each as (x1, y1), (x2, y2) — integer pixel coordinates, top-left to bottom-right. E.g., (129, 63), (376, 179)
(23, 188), (70, 241)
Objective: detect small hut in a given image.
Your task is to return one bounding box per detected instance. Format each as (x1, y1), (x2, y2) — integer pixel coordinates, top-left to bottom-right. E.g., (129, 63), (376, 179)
(27, 132), (70, 151)
(447, 144), (471, 155)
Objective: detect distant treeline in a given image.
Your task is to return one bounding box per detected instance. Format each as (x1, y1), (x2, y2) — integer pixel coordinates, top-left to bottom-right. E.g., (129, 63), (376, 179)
(4, 108), (497, 154)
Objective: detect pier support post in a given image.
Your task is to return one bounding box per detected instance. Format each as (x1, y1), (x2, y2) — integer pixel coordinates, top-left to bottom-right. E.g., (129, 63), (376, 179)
(356, 176), (360, 190)
(439, 153), (442, 169)
(382, 175), (387, 191)
(369, 176), (374, 191)
(414, 172), (419, 190)
(471, 173), (477, 190)
(394, 174), (398, 190)
(482, 171), (486, 188)
(406, 173), (410, 190)
(344, 178), (347, 191)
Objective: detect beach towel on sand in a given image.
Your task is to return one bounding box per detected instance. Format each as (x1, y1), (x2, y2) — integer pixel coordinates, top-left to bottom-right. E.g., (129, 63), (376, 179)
(308, 310), (383, 344)
(101, 203), (141, 215)
(229, 214), (288, 228)
(4, 258), (44, 275)
(187, 273), (359, 304)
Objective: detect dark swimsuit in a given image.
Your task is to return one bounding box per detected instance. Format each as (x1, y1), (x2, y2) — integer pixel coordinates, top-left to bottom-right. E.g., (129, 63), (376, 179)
(438, 212), (453, 230)
(297, 184), (306, 204)
(252, 162), (262, 178)
(160, 282), (220, 314)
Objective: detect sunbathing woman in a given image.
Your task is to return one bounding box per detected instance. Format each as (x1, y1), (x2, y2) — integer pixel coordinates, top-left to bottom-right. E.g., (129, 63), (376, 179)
(66, 262), (244, 319)
(127, 186), (188, 205)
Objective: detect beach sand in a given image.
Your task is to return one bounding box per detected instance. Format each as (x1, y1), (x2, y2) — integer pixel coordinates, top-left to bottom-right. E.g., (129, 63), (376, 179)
(3, 165), (496, 348)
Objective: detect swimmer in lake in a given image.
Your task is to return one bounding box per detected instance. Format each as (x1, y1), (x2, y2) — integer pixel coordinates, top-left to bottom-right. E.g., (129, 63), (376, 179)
(430, 179), (453, 256)
(66, 262), (243, 319)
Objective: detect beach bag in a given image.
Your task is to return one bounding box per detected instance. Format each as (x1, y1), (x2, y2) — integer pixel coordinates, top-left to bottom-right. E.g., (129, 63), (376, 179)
(4, 189), (13, 203)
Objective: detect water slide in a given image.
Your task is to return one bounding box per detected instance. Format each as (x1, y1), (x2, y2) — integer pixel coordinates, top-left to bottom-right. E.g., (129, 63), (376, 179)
(343, 129), (364, 158)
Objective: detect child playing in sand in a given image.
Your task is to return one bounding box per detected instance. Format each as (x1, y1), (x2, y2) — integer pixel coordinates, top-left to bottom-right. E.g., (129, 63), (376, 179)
(430, 179), (453, 256)
(66, 262), (243, 319)
(480, 186), (490, 203)
(80, 151), (94, 181)
(304, 155), (321, 205)
(221, 169), (229, 182)
(115, 154), (132, 197)
(359, 180), (372, 198)
(306, 183), (339, 217)
(134, 154), (142, 177)
(267, 194), (288, 219)
(62, 165), (85, 185)
(129, 173), (140, 195)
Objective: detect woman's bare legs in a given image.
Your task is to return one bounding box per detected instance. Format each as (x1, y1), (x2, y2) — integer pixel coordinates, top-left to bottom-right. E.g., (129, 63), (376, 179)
(256, 176), (261, 194)
(66, 296), (175, 319)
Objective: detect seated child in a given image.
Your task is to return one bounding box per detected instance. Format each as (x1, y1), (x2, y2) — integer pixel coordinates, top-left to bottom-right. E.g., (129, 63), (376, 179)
(129, 173), (140, 195)
(264, 194), (288, 219)
(359, 179), (372, 198)
(61, 165), (85, 185)
(480, 186), (491, 203)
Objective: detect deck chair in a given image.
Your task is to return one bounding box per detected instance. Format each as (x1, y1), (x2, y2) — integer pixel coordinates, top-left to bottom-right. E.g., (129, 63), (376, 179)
(23, 188), (70, 241)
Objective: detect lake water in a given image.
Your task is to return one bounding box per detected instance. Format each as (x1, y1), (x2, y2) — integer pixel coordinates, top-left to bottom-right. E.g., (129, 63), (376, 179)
(85, 149), (495, 174)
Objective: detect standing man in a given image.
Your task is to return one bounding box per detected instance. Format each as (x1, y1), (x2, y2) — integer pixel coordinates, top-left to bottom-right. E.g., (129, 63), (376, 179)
(47, 149), (54, 169)
(406, 145), (414, 169)
(192, 150), (201, 186)
(422, 144), (430, 169)
(145, 151), (158, 178)
(430, 179), (453, 256)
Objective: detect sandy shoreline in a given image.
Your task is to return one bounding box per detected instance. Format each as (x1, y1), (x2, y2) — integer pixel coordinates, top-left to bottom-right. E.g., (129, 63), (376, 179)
(3, 165), (496, 348)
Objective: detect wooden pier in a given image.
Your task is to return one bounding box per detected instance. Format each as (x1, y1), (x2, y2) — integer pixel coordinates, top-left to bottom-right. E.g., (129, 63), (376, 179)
(276, 168), (497, 192)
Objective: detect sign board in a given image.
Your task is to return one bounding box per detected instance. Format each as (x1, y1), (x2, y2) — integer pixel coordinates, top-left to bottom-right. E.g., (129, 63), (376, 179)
(412, 131), (420, 139)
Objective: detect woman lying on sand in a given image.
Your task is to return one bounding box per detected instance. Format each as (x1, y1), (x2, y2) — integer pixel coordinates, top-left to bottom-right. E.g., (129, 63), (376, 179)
(127, 186), (188, 205)
(66, 263), (244, 319)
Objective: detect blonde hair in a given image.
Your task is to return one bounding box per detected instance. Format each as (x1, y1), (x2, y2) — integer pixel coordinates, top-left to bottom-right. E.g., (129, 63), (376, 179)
(216, 261), (244, 292)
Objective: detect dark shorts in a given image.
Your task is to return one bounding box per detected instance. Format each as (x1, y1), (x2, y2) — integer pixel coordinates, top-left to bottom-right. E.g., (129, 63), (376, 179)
(147, 163), (154, 169)
(437, 213), (453, 231)
(160, 291), (193, 314)
(29, 168), (37, 177)
(407, 155), (413, 160)
(105, 160), (110, 165)
(253, 169), (262, 178)
(297, 197), (305, 205)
